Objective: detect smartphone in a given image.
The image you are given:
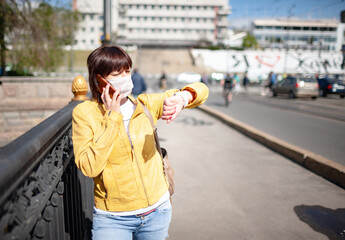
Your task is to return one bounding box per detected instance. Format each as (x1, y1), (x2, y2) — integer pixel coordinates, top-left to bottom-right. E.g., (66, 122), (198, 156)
(96, 74), (115, 96)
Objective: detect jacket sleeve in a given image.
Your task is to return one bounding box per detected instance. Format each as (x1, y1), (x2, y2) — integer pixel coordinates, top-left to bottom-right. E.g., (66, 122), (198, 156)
(72, 105), (123, 178)
(138, 82), (209, 123)
(181, 82), (209, 109)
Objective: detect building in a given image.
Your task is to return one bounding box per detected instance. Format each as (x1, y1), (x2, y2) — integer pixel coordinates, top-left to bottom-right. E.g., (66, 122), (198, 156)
(73, 1), (104, 50)
(74, 0), (231, 50)
(337, 23), (345, 52)
(252, 18), (339, 51)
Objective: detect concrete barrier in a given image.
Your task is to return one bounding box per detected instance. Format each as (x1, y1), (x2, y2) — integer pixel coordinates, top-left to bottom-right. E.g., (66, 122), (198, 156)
(0, 77), (75, 147)
(198, 105), (345, 189)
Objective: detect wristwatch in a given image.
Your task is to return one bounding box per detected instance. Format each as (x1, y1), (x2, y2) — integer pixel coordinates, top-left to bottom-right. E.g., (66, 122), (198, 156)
(174, 91), (189, 108)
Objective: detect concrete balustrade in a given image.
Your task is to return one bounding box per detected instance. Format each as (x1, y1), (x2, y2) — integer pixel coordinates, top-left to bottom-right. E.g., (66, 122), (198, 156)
(0, 76), (88, 147)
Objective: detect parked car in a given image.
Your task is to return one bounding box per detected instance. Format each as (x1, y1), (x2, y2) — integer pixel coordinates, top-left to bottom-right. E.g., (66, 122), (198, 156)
(176, 72), (201, 83)
(317, 77), (345, 98)
(272, 76), (318, 99)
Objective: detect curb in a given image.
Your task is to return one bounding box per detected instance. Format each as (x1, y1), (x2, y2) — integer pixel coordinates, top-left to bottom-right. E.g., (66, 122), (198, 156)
(198, 105), (345, 190)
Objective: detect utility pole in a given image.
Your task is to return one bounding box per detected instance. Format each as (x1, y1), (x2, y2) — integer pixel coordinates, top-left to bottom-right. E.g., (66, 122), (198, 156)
(102, 0), (111, 45)
(283, 4), (295, 75)
(69, 0), (77, 73)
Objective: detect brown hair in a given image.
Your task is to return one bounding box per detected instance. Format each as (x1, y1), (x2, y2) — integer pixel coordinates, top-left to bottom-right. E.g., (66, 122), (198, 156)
(87, 45), (132, 103)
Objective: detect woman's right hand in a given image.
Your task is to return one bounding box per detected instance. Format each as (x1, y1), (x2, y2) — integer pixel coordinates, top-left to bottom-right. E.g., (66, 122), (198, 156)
(101, 84), (123, 113)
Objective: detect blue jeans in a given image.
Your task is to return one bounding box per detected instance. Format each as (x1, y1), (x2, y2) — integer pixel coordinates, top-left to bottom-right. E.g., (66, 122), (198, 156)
(92, 201), (172, 240)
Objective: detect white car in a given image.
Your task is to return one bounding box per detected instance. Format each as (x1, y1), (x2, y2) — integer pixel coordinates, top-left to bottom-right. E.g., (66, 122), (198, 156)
(176, 72), (201, 83)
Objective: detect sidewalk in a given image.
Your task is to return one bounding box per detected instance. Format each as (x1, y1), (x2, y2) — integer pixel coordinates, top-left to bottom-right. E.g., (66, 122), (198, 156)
(157, 108), (345, 240)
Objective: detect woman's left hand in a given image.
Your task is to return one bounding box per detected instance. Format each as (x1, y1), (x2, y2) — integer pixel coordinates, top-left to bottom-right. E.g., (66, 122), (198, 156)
(162, 95), (184, 124)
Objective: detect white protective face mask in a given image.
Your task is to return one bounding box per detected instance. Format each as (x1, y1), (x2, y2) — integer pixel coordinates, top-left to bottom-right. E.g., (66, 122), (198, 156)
(107, 75), (133, 98)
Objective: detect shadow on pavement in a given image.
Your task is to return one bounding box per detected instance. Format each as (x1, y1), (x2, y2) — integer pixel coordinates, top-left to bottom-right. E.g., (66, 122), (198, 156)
(294, 205), (345, 240)
(175, 116), (213, 126)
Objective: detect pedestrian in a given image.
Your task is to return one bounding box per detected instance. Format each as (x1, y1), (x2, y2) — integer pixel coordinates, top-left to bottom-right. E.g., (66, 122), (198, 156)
(72, 45), (209, 240)
(159, 71), (167, 90)
(265, 71), (274, 95)
(201, 73), (208, 85)
(233, 73), (241, 94)
(131, 68), (147, 97)
(220, 73), (234, 106)
(242, 71), (249, 94)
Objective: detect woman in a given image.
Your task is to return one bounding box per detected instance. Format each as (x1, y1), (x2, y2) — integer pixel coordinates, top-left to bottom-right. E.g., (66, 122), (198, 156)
(72, 45), (209, 240)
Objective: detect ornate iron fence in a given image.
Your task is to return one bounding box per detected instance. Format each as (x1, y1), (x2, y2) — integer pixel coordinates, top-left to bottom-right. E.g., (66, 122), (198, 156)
(0, 100), (93, 240)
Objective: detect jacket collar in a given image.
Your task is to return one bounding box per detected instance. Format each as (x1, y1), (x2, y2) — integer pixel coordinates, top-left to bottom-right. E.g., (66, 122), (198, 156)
(96, 95), (145, 119)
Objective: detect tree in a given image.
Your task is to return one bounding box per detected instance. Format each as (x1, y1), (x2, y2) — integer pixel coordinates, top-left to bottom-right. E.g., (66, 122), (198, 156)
(242, 33), (258, 49)
(0, 0), (19, 76)
(1, 0), (80, 75)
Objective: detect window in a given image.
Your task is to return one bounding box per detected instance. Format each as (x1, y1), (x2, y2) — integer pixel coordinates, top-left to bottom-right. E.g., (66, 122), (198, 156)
(90, 14), (94, 20)
(90, 27), (94, 32)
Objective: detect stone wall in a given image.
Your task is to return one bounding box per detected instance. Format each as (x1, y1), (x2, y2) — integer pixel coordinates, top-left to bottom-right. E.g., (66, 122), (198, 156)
(0, 77), (77, 147)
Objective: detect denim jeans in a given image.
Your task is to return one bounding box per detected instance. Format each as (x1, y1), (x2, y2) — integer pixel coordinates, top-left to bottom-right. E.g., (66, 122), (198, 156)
(92, 201), (172, 240)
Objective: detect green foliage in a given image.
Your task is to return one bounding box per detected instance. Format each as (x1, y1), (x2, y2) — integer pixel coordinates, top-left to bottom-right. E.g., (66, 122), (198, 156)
(242, 33), (258, 49)
(1, 0), (81, 75)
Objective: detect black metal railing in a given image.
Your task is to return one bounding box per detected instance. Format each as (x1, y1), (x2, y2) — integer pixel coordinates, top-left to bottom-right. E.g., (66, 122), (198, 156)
(0, 101), (93, 240)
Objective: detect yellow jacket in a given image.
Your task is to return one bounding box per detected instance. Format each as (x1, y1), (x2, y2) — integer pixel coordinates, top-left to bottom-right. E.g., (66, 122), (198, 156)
(72, 82), (209, 212)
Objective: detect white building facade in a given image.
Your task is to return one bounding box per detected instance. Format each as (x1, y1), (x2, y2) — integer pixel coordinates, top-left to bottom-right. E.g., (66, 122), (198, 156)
(337, 23), (345, 52)
(252, 19), (339, 51)
(74, 0), (231, 50)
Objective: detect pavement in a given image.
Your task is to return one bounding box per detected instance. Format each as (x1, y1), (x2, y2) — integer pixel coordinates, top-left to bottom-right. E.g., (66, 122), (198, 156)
(157, 107), (345, 240)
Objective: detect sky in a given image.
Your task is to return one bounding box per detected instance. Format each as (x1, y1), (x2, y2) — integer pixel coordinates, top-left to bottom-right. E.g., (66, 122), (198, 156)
(228, 0), (345, 29)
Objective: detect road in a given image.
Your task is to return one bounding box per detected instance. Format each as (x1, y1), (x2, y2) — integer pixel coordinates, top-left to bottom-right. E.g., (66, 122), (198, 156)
(205, 85), (345, 166)
(157, 108), (345, 240)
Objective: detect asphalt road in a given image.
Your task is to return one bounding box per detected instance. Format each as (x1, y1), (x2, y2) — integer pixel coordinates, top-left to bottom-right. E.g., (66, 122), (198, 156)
(157, 108), (345, 240)
(205, 85), (345, 166)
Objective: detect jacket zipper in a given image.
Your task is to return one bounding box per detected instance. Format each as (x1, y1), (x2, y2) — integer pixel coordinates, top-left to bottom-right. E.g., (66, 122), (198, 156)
(128, 127), (150, 206)
(95, 126), (107, 143)
(96, 110), (111, 143)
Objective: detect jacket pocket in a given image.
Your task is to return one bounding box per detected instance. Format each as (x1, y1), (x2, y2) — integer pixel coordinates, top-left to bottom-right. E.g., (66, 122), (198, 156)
(110, 162), (140, 201)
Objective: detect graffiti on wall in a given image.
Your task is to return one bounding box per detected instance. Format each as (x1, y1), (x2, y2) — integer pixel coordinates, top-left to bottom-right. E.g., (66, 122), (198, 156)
(192, 49), (344, 80)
